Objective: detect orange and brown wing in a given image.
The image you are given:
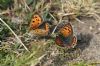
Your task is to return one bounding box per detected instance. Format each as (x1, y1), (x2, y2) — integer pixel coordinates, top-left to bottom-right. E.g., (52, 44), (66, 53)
(66, 36), (77, 49)
(29, 14), (42, 30)
(55, 36), (64, 47)
(32, 29), (48, 36)
(59, 23), (73, 37)
(31, 23), (50, 37)
(45, 23), (49, 32)
(71, 36), (77, 47)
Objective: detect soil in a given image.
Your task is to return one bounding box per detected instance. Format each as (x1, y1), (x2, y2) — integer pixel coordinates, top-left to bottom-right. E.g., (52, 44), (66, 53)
(72, 16), (100, 63)
(35, 16), (100, 66)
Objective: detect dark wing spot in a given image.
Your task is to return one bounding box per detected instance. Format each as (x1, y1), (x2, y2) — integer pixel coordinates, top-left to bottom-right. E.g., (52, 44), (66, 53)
(34, 15), (37, 18)
(37, 23), (40, 24)
(36, 19), (40, 21)
(64, 27), (68, 30)
(68, 28), (71, 31)
(68, 28), (71, 33)
(32, 21), (35, 22)
(37, 19), (40, 21)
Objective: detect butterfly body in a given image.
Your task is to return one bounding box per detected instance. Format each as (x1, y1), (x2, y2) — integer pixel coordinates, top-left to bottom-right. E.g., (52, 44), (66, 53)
(55, 23), (77, 48)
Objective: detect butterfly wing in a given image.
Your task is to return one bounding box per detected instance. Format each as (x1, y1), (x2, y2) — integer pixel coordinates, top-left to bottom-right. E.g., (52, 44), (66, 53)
(55, 36), (64, 47)
(29, 14), (42, 30)
(65, 36), (77, 49)
(32, 23), (50, 37)
(71, 36), (77, 48)
(59, 23), (73, 37)
(45, 23), (49, 32)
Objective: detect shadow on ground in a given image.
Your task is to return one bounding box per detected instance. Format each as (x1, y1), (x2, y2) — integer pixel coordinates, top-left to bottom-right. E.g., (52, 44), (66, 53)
(75, 33), (93, 51)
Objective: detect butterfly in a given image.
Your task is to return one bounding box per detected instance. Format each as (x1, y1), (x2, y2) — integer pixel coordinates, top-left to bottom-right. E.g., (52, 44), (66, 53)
(29, 14), (51, 37)
(55, 23), (77, 49)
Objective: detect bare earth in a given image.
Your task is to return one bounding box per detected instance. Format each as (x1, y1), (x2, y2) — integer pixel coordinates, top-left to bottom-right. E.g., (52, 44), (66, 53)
(72, 16), (100, 63)
(35, 16), (100, 66)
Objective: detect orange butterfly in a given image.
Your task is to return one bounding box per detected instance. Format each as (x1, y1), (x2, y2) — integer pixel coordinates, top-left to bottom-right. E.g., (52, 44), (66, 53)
(29, 14), (50, 37)
(55, 23), (77, 49)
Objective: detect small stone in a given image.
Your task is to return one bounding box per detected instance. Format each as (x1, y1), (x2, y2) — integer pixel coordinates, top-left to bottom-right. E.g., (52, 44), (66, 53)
(98, 28), (100, 31)
(89, 26), (93, 30)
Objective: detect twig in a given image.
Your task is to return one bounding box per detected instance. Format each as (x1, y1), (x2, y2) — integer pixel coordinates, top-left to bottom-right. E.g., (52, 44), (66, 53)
(58, 13), (75, 17)
(49, 13), (57, 34)
(87, 13), (100, 23)
(63, 13), (75, 16)
(61, 0), (64, 13)
(0, 10), (10, 15)
(75, 18), (85, 24)
(23, 0), (31, 12)
(49, 13), (58, 23)
(93, 13), (100, 21)
(31, 54), (46, 66)
(49, 13), (62, 34)
(0, 18), (30, 52)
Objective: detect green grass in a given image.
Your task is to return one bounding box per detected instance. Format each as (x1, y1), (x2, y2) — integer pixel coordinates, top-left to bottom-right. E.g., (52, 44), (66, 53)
(67, 61), (88, 66)
(0, 0), (100, 66)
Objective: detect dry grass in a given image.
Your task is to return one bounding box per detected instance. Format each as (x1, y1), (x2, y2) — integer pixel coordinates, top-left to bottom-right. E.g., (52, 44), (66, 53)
(0, 0), (100, 66)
